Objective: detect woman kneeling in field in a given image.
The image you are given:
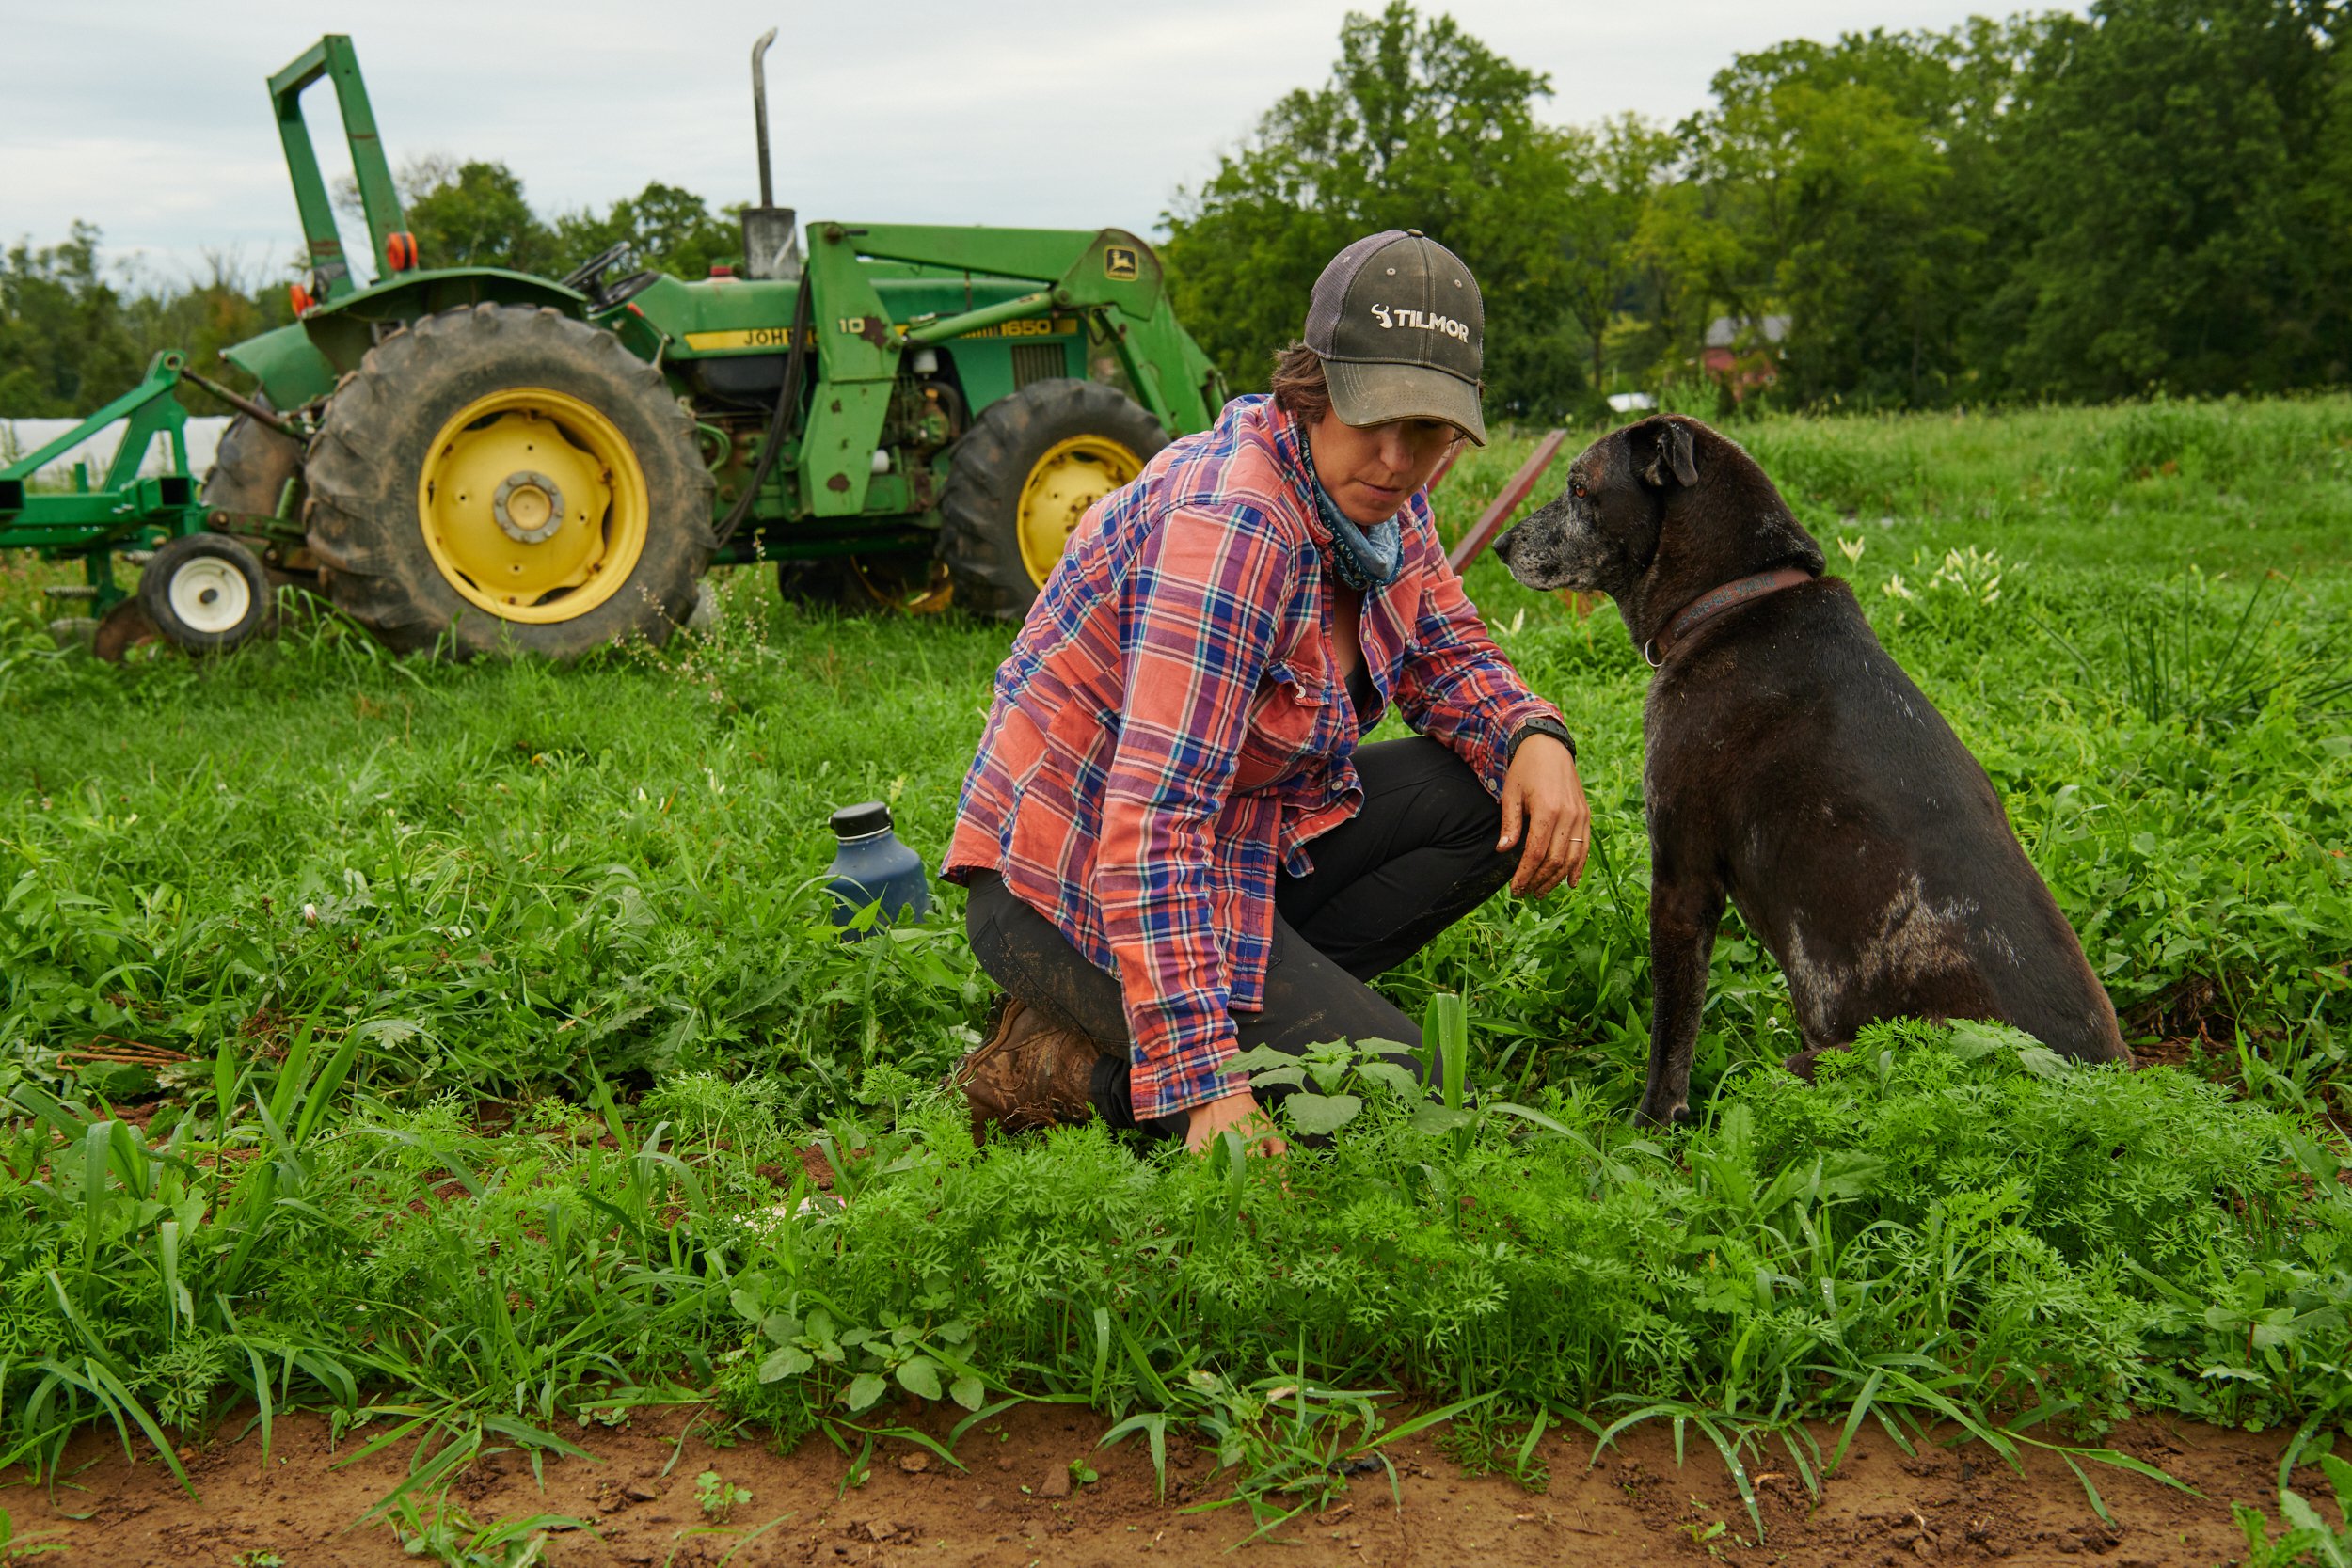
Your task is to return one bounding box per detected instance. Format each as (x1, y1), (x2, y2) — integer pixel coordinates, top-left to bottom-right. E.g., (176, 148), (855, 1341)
(944, 230), (1587, 1152)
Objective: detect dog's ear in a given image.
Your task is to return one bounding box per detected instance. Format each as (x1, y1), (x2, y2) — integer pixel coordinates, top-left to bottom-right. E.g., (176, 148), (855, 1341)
(1640, 419), (1699, 490)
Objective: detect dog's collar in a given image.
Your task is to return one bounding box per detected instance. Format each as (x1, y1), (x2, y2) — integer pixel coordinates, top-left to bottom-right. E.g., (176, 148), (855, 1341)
(1644, 566), (1817, 669)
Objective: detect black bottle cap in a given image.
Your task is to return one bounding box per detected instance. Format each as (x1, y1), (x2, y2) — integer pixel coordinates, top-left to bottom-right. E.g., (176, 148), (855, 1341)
(829, 801), (893, 839)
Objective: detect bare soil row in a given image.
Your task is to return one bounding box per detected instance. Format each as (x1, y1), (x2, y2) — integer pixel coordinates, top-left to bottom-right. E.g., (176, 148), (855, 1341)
(18, 1402), (2327, 1566)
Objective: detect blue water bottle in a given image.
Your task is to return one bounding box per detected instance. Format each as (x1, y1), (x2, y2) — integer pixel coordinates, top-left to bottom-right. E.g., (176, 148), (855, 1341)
(825, 801), (929, 938)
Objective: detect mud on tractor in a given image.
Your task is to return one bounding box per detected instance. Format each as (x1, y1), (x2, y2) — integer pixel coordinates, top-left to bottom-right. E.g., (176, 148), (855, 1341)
(0, 33), (1224, 657)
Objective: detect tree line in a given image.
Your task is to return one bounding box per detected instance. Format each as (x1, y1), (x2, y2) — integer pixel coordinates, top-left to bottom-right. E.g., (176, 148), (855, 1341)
(0, 175), (734, 420)
(1168, 0), (2352, 421)
(6, 0), (2347, 423)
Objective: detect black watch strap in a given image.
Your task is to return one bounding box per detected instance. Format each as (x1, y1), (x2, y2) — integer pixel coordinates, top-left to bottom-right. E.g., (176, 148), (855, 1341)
(1506, 716), (1576, 764)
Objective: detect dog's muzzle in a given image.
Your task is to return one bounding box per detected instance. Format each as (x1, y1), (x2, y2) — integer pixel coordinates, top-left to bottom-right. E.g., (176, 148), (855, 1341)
(1492, 498), (1606, 593)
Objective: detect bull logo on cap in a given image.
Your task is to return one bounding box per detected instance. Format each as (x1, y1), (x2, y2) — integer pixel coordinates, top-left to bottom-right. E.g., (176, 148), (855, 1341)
(1368, 303), (1471, 342)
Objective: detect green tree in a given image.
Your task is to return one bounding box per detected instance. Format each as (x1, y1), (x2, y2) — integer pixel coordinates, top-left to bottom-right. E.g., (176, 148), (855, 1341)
(550, 182), (739, 280)
(1696, 69), (1954, 405)
(1164, 2), (1590, 421)
(1550, 115), (1676, 396)
(1619, 179), (1745, 394)
(345, 158), (738, 283)
(405, 160), (551, 274)
(1979, 0), (2352, 398)
(0, 223), (141, 417)
(1678, 28), (2035, 408)
(0, 230), (292, 418)
(123, 255), (294, 399)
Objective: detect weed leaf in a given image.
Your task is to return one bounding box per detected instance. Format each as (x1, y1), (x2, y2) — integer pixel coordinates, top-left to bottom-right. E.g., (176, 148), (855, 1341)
(1282, 1093), (1362, 1136)
(895, 1357), (943, 1402)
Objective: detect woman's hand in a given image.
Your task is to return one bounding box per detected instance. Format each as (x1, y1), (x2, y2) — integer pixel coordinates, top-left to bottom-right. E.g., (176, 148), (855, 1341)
(1498, 734), (1590, 896)
(1185, 1089), (1287, 1156)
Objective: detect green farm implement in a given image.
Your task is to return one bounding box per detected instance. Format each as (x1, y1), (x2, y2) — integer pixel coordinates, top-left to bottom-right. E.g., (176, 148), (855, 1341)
(0, 32), (1225, 658)
(0, 352), (303, 657)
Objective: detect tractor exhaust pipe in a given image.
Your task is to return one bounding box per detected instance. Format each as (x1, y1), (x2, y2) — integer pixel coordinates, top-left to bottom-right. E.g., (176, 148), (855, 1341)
(752, 27), (777, 209)
(740, 27), (801, 279)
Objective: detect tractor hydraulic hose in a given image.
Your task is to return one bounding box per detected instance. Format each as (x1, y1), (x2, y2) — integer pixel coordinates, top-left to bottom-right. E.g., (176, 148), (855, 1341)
(712, 269), (814, 551)
(182, 367), (308, 442)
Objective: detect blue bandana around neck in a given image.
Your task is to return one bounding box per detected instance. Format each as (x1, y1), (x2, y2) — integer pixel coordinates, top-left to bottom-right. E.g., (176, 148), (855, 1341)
(1303, 437), (1405, 593)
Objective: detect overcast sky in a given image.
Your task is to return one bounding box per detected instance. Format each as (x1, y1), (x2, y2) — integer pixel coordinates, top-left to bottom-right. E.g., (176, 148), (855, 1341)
(6, 0), (2058, 289)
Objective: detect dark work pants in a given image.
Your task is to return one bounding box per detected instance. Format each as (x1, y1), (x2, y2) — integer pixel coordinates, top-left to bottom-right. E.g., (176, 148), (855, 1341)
(963, 736), (1516, 1140)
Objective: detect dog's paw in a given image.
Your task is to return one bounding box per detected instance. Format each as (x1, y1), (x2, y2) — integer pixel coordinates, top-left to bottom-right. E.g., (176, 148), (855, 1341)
(1630, 1098), (1688, 1132)
(1781, 1047), (1835, 1083)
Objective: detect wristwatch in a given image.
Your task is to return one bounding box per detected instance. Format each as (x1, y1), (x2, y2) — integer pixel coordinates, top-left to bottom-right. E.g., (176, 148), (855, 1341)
(1505, 716), (1576, 764)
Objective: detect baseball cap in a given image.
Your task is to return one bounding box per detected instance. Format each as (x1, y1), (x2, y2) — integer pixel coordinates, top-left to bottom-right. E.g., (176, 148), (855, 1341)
(1303, 230), (1486, 446)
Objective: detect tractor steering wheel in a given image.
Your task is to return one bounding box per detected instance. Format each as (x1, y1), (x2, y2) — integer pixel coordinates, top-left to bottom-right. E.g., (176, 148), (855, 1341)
(558, 243), (632, 296)
(561, 244), (664, 312)
(594, 270), (664, 309)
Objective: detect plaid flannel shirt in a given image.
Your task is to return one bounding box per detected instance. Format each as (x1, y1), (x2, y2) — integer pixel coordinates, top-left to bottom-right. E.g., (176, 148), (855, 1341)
(945, 394), (1563, 1120)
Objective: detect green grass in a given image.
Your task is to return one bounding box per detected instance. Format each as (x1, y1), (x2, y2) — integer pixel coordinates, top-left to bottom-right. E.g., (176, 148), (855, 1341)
(1, 393), (2348, 1543)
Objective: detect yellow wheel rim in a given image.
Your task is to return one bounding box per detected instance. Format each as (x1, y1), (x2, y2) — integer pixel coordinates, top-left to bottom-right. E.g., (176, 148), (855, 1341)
(417, 387), (648, 623)
(1015, 435), (1141, 588)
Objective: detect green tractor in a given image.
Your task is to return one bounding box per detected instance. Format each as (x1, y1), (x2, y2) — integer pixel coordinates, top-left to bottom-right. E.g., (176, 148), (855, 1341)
(72, 33), (1225, 657)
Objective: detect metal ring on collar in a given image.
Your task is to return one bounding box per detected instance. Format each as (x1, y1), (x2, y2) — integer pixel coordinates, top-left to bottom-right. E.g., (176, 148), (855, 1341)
(1643, 637), (1662, 669)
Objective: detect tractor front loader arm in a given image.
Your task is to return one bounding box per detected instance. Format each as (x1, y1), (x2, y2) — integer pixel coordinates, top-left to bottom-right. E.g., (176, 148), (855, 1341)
(797, 222), (1216, 515)
(841, 225), (1167, 322)
(1107, 299), (1221, 436)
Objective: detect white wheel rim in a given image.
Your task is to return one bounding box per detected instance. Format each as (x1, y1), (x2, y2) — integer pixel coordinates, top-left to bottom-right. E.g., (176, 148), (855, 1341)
(167, 556), (252, 635)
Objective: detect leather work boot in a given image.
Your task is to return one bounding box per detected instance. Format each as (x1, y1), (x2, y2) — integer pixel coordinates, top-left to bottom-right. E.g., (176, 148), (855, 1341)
(951, 997), (1102, 1142)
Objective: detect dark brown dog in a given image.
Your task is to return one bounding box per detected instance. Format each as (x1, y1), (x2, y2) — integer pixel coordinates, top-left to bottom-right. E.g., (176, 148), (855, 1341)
(1492, 414), (2129, 1126)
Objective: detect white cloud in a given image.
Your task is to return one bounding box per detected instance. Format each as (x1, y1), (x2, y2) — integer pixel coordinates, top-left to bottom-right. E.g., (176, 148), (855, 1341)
(1, 0), (2074, 282)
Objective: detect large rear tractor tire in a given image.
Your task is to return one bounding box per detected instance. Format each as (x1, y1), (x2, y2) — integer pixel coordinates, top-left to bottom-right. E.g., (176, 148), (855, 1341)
(938, 378), (1165, 623)
(302, 303), (713, 659)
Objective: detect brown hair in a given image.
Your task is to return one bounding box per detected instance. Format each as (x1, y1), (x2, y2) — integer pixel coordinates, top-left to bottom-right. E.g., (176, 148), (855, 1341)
(1268, 341), (1332, 424)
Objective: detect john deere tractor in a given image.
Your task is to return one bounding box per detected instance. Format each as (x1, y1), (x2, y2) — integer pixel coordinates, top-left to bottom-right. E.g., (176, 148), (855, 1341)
(121, 33), (1224, 657)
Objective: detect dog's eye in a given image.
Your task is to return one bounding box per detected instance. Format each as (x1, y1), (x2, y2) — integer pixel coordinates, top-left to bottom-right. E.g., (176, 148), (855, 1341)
(1572, 483), (1587, 499)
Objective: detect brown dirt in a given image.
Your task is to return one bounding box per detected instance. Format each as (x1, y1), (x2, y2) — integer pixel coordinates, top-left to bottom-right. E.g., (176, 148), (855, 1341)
(9, 1403), (2340, 1566)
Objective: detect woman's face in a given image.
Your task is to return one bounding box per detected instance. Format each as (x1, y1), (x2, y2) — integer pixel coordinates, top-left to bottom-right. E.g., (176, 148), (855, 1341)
(1309, 407), (1463, 526)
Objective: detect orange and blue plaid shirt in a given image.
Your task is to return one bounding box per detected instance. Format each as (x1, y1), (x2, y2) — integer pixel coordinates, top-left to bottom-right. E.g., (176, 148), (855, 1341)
(945, 395), (1562, 1119)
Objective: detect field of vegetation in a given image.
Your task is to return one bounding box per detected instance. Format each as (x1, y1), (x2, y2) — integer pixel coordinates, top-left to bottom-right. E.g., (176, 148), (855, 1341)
(2, 395), (2348, 1561)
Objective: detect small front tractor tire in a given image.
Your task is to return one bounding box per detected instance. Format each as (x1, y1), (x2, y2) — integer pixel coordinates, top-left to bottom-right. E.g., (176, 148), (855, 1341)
(939, 378), (1165, 622)
(201, 397), (311, 592)
(91, 598), (165, 663)
(775, 556), (856, 610)
(302, 303), (714, 659)
(138, 532), (272, 654)
(201, 400), (304, 527)
(777, 554), (951, 617)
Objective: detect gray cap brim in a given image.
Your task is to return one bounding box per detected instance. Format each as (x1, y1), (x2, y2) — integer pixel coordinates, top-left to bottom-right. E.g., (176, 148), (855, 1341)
(1324, 359), (1487, 446)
